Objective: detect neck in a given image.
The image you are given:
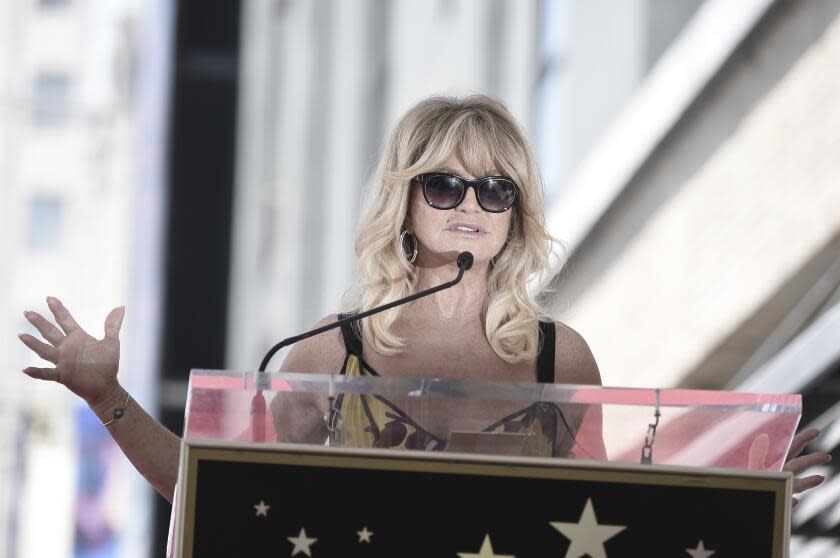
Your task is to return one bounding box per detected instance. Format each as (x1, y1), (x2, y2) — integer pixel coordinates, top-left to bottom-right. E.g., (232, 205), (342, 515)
(412, 260), (489, 321)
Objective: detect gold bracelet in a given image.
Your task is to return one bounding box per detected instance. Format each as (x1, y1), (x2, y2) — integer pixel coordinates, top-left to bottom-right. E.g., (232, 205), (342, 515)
(102, 391), (131, 427)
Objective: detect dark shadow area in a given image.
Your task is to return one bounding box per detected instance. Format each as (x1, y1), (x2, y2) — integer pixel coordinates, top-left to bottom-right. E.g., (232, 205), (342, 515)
(154, 0), (242, 555)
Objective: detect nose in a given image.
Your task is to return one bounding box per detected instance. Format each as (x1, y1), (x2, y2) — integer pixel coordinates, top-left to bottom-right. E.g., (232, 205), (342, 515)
(457, 184), (481, 213)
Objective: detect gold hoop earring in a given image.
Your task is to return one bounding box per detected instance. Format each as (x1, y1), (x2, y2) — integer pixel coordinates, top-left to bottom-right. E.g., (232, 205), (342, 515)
(400, 229), (418, 264)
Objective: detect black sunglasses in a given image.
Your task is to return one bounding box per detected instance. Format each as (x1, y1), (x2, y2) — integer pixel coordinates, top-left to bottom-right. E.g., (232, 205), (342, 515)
(413, 172), (518, 213)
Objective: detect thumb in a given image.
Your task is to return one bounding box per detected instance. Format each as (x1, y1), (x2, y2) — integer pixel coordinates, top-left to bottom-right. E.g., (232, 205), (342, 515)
(104, 306), (125, 340)
(748, 433), (770, 470)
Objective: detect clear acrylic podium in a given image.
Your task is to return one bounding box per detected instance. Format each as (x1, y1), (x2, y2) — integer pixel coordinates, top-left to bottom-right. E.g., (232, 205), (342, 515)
(170, 370), (800, 557)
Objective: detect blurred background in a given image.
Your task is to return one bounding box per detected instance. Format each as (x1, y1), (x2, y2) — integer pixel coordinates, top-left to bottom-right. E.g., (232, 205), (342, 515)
(1, 0), (839, 556)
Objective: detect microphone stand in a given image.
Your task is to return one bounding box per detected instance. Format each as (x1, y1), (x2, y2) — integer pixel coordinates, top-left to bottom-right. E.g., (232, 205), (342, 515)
(248, 252), (474, 442)
(258, 251), (474, 372)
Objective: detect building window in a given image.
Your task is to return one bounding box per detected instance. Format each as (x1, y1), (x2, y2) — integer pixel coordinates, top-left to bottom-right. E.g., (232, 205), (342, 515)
(38, 0), (71, 7)
(27, 195), (64, 252)
(32, 72), (71, 128)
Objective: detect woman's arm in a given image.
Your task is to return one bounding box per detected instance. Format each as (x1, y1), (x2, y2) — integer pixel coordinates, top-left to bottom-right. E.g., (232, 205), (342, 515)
(18, 301), (351, 502)
(553, 321), (602, 386)
(88, 383), (181, 501)
(19, 298), (181, 502)
(271, 314), (347, 443)
(552, 322), (607, 460)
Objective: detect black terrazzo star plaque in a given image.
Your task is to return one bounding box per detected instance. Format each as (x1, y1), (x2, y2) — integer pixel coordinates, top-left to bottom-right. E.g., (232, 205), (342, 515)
(174, 443), (790, 558)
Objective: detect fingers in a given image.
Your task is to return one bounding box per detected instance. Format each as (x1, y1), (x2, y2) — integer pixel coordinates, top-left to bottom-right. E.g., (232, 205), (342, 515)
(788, 428), (820, 460)
(22, 366), (59, 382)
(104, 306), (125, 340)
(47, 296), (83, 335)
(748, 433), (770, 469)
(793, 474), (826, 495)
(784, 451), (832, 475)
(24, 310), (65, 346)
(18, 333), (59, 363)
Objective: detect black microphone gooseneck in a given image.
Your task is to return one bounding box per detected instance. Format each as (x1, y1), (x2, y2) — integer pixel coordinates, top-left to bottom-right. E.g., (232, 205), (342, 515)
(257, 251), (474, 372)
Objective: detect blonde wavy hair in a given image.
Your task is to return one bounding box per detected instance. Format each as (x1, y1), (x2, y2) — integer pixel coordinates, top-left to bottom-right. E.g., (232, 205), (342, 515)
(342, 94), (557, 363)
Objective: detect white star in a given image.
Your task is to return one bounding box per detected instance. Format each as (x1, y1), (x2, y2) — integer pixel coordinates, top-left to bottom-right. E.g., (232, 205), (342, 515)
(685, 540), (715, 558)
(287, 527), (317, 556)
(457, 534), (515, 558)
(253, 500), (270, 517)
(550, 498), (626, 558)
(357, 526), (374, 543)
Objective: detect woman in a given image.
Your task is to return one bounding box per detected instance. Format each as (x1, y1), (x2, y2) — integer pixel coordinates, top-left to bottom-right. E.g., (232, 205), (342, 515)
(18, 95), (828, 505)
(275, 95), (599, 456)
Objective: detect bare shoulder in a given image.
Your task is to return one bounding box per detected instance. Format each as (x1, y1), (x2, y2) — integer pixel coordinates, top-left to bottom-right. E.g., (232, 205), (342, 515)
(278, 313), (347, 374)
(272, 314), (344, 441)
(553, 321), (602, 386)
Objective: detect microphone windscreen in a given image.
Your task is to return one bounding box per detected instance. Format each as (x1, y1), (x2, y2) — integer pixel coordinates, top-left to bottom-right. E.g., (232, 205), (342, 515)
(457, 251), (474, 270)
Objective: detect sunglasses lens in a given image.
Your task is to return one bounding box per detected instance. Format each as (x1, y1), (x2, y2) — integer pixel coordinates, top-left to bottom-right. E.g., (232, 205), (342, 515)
(423, 175), (464, 209)
(478, 179), (516, 212)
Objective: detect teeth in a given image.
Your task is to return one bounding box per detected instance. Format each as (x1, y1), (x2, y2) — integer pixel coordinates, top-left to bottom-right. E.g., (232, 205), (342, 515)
(455, 226), (478, 232)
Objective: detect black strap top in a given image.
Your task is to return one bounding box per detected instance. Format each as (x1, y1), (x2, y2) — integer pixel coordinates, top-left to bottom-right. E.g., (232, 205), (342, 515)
(331, 316), (567, 455)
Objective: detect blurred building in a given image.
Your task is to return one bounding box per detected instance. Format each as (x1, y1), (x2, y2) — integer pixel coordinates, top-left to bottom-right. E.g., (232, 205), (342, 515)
(542, 0), (840, 551)
(0, 0), (153, 556)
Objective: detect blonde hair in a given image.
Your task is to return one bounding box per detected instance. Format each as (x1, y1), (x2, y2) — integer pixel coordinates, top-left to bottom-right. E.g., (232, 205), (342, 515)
(342, 94), (557, 363)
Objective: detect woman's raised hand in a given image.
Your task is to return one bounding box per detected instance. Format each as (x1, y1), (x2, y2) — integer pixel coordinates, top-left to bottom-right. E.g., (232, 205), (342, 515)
(749, 428), (831, 509)
(19, 297), (125, 409)
(785, 428), (831, 508)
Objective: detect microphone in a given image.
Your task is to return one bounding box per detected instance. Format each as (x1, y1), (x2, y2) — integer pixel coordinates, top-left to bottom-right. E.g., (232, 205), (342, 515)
(258, 251), (474, 372)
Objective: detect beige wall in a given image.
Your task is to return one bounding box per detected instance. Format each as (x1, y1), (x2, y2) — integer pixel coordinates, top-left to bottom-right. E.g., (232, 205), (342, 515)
(550, 1), (840, 389)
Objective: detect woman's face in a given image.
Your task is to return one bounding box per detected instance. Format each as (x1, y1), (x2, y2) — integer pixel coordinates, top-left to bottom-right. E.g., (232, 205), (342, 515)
(407, 153), (513, 267)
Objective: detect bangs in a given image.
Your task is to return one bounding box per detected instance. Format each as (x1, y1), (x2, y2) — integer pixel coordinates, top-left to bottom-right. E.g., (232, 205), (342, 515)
(413, 111), (520, 181)
(454, 119), (502, 177)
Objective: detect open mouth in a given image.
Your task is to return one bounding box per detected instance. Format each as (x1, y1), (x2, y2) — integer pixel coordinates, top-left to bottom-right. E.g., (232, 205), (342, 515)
(447, 223), (484, 234)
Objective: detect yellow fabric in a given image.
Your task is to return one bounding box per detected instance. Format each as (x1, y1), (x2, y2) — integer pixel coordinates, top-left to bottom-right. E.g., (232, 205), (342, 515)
(336, 353), (558, 456)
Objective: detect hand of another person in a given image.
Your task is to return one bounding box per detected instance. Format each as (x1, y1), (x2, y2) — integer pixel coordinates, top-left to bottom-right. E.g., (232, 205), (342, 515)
(785, 428), (831, 508)
(19, 296), (125, 409)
